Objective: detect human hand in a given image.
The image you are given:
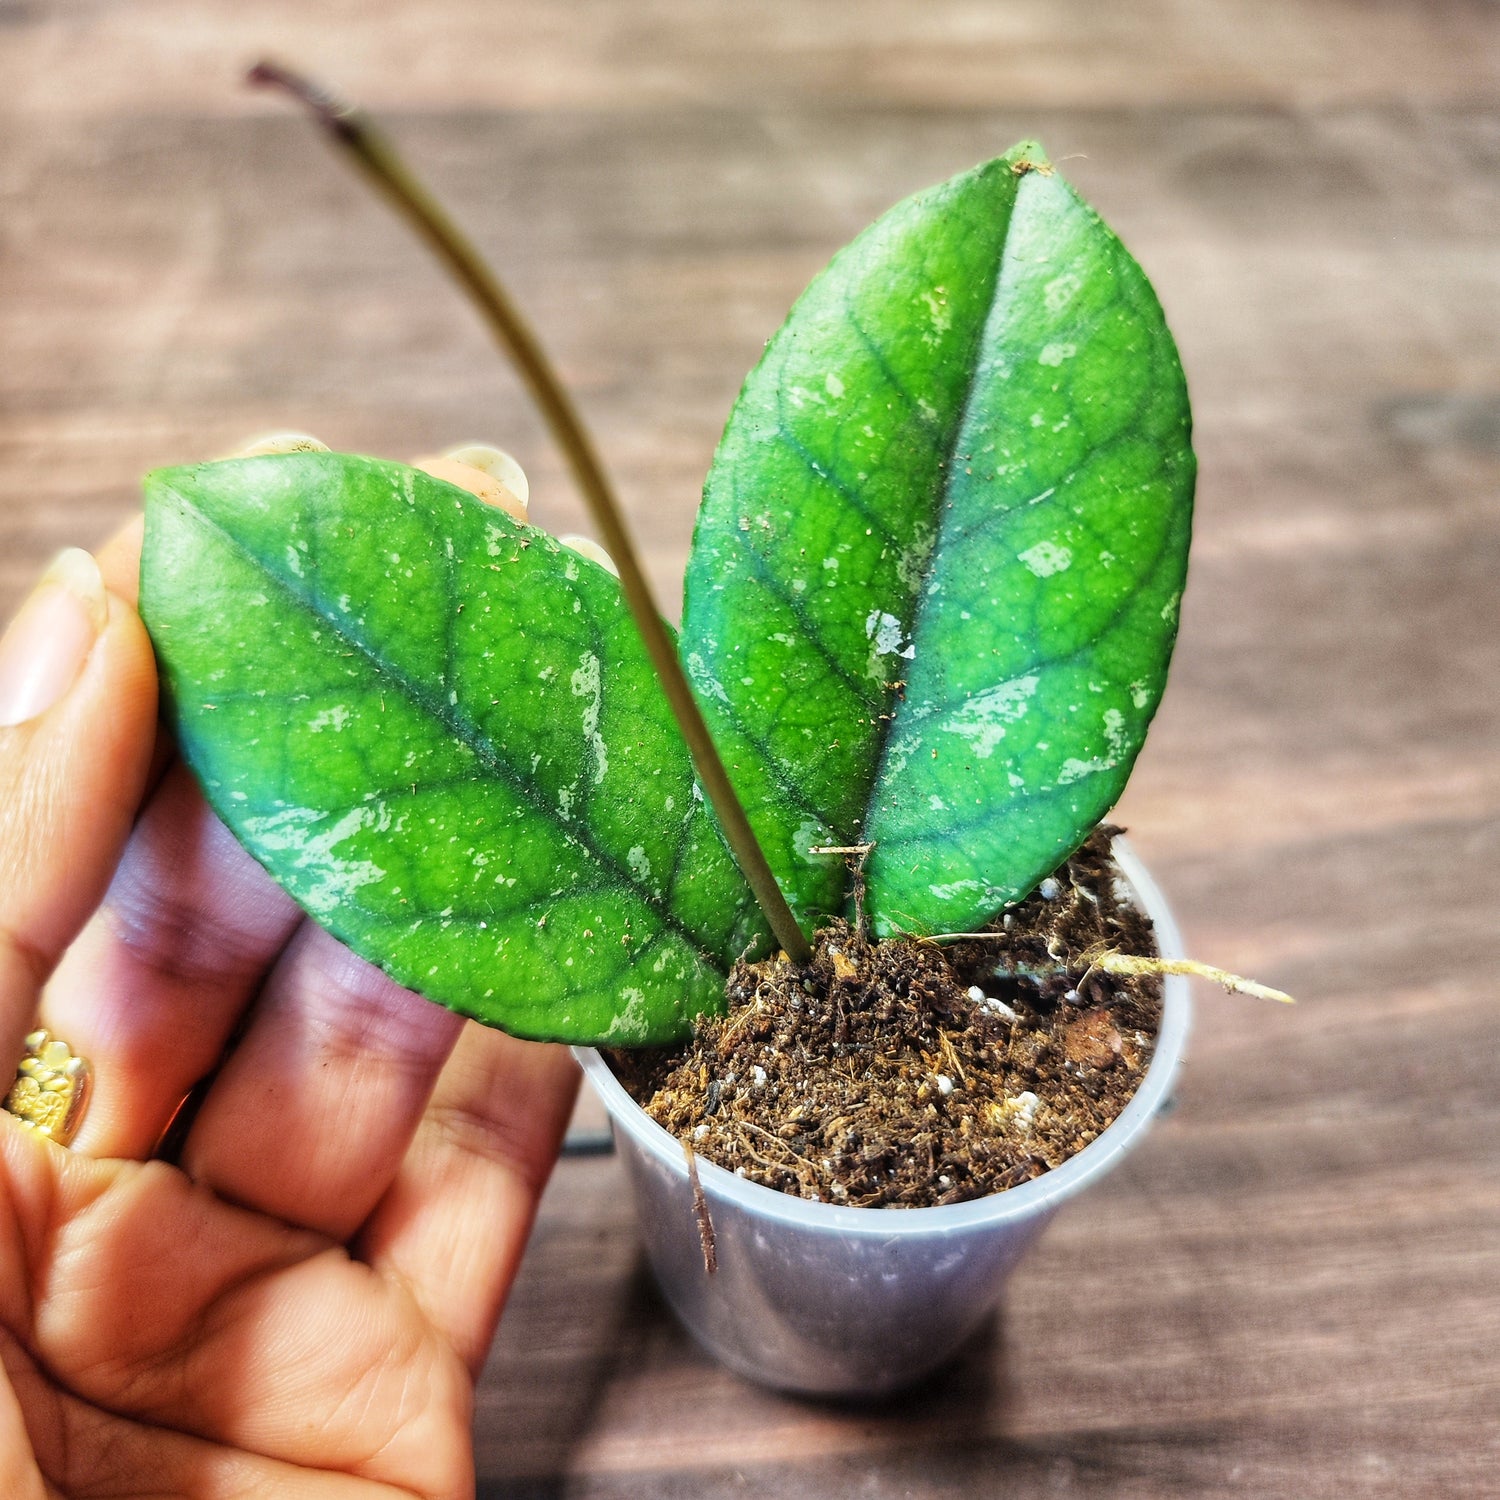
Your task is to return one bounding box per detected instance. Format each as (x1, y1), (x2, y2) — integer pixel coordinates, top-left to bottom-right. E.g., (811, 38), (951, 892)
(0, 518), (580, 1497)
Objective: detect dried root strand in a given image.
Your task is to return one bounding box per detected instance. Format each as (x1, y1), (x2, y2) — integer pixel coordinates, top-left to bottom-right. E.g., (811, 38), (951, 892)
(1081, 948), (1295, 1005)
(682, 1140), (718, 1275)
(921, 933), (1296, 1005)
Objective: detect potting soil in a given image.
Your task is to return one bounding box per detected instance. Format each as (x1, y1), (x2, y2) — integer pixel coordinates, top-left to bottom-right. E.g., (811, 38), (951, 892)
(608, 826), (1164, 1209)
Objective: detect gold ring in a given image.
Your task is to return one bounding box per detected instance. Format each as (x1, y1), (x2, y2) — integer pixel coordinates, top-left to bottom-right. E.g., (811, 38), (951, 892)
(3, 1030), (91, 1148)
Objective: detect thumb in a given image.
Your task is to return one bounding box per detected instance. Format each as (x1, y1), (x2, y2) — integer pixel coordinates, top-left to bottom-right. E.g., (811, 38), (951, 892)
(0, 548), (158, 1074)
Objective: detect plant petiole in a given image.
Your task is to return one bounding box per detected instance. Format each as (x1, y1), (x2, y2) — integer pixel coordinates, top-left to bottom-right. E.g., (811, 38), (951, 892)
(247, 59), (814, 967)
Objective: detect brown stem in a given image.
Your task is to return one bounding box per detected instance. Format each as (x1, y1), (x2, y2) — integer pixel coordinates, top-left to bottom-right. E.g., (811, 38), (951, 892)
(248, 60), (813, 966)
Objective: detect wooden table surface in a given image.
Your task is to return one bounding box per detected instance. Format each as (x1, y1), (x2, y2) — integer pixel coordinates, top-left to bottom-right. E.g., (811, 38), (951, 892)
(4, 2), (1497, 1495)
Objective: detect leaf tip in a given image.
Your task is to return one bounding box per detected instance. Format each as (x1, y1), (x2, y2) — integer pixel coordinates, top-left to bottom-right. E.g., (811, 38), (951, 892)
(1006, 139), (1055, 178)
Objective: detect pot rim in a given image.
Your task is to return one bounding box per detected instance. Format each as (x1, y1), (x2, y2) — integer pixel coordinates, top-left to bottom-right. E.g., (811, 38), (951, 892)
(574, 835), (1190, 1237)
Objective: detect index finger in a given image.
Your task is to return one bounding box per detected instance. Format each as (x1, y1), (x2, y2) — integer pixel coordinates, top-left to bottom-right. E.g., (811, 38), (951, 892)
(0, 549), (157, 1086)
(37, 513), (305, 1158)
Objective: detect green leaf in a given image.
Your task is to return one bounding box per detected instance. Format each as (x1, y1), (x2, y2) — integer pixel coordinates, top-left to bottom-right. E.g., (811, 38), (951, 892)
(681, 143), (1194, 936)
(141, 453), (763, 1043)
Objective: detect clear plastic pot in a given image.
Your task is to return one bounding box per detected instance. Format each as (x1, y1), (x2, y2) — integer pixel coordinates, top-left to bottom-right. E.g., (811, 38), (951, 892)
(573, 839), (1190, 1396)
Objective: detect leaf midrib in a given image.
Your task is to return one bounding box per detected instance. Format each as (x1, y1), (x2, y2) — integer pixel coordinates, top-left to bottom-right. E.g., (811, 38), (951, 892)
(853, 164), (1028, 867)
(168, 481), (730, 976)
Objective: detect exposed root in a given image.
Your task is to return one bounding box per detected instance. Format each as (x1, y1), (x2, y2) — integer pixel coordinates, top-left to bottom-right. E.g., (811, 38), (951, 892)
(682, 1140), (717, 1274)
(1083, 949), (1295, 1005)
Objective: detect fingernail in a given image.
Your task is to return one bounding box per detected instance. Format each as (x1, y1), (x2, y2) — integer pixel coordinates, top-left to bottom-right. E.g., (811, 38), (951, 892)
(230, 432), (329, 458)
(440, 443), (530, 507)
(557, 534), (620, 578)
(413, 455), (529, 523)
(0, 549), (108, 728)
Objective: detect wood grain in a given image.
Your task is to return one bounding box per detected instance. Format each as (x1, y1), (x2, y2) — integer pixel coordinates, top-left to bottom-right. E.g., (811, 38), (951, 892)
(2, 2), (1497, 1496)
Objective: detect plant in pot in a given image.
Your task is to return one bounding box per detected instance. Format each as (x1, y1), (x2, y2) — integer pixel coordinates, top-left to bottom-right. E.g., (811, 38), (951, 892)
(138, 74), (1281, 1396)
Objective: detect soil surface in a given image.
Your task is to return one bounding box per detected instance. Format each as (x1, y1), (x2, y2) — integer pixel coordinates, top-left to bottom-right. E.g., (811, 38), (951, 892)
(608, 827), (1164, 1209)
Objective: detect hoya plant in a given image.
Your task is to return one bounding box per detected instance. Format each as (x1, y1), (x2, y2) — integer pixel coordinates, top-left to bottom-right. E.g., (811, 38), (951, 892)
(140, 120), (1193, 1046)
